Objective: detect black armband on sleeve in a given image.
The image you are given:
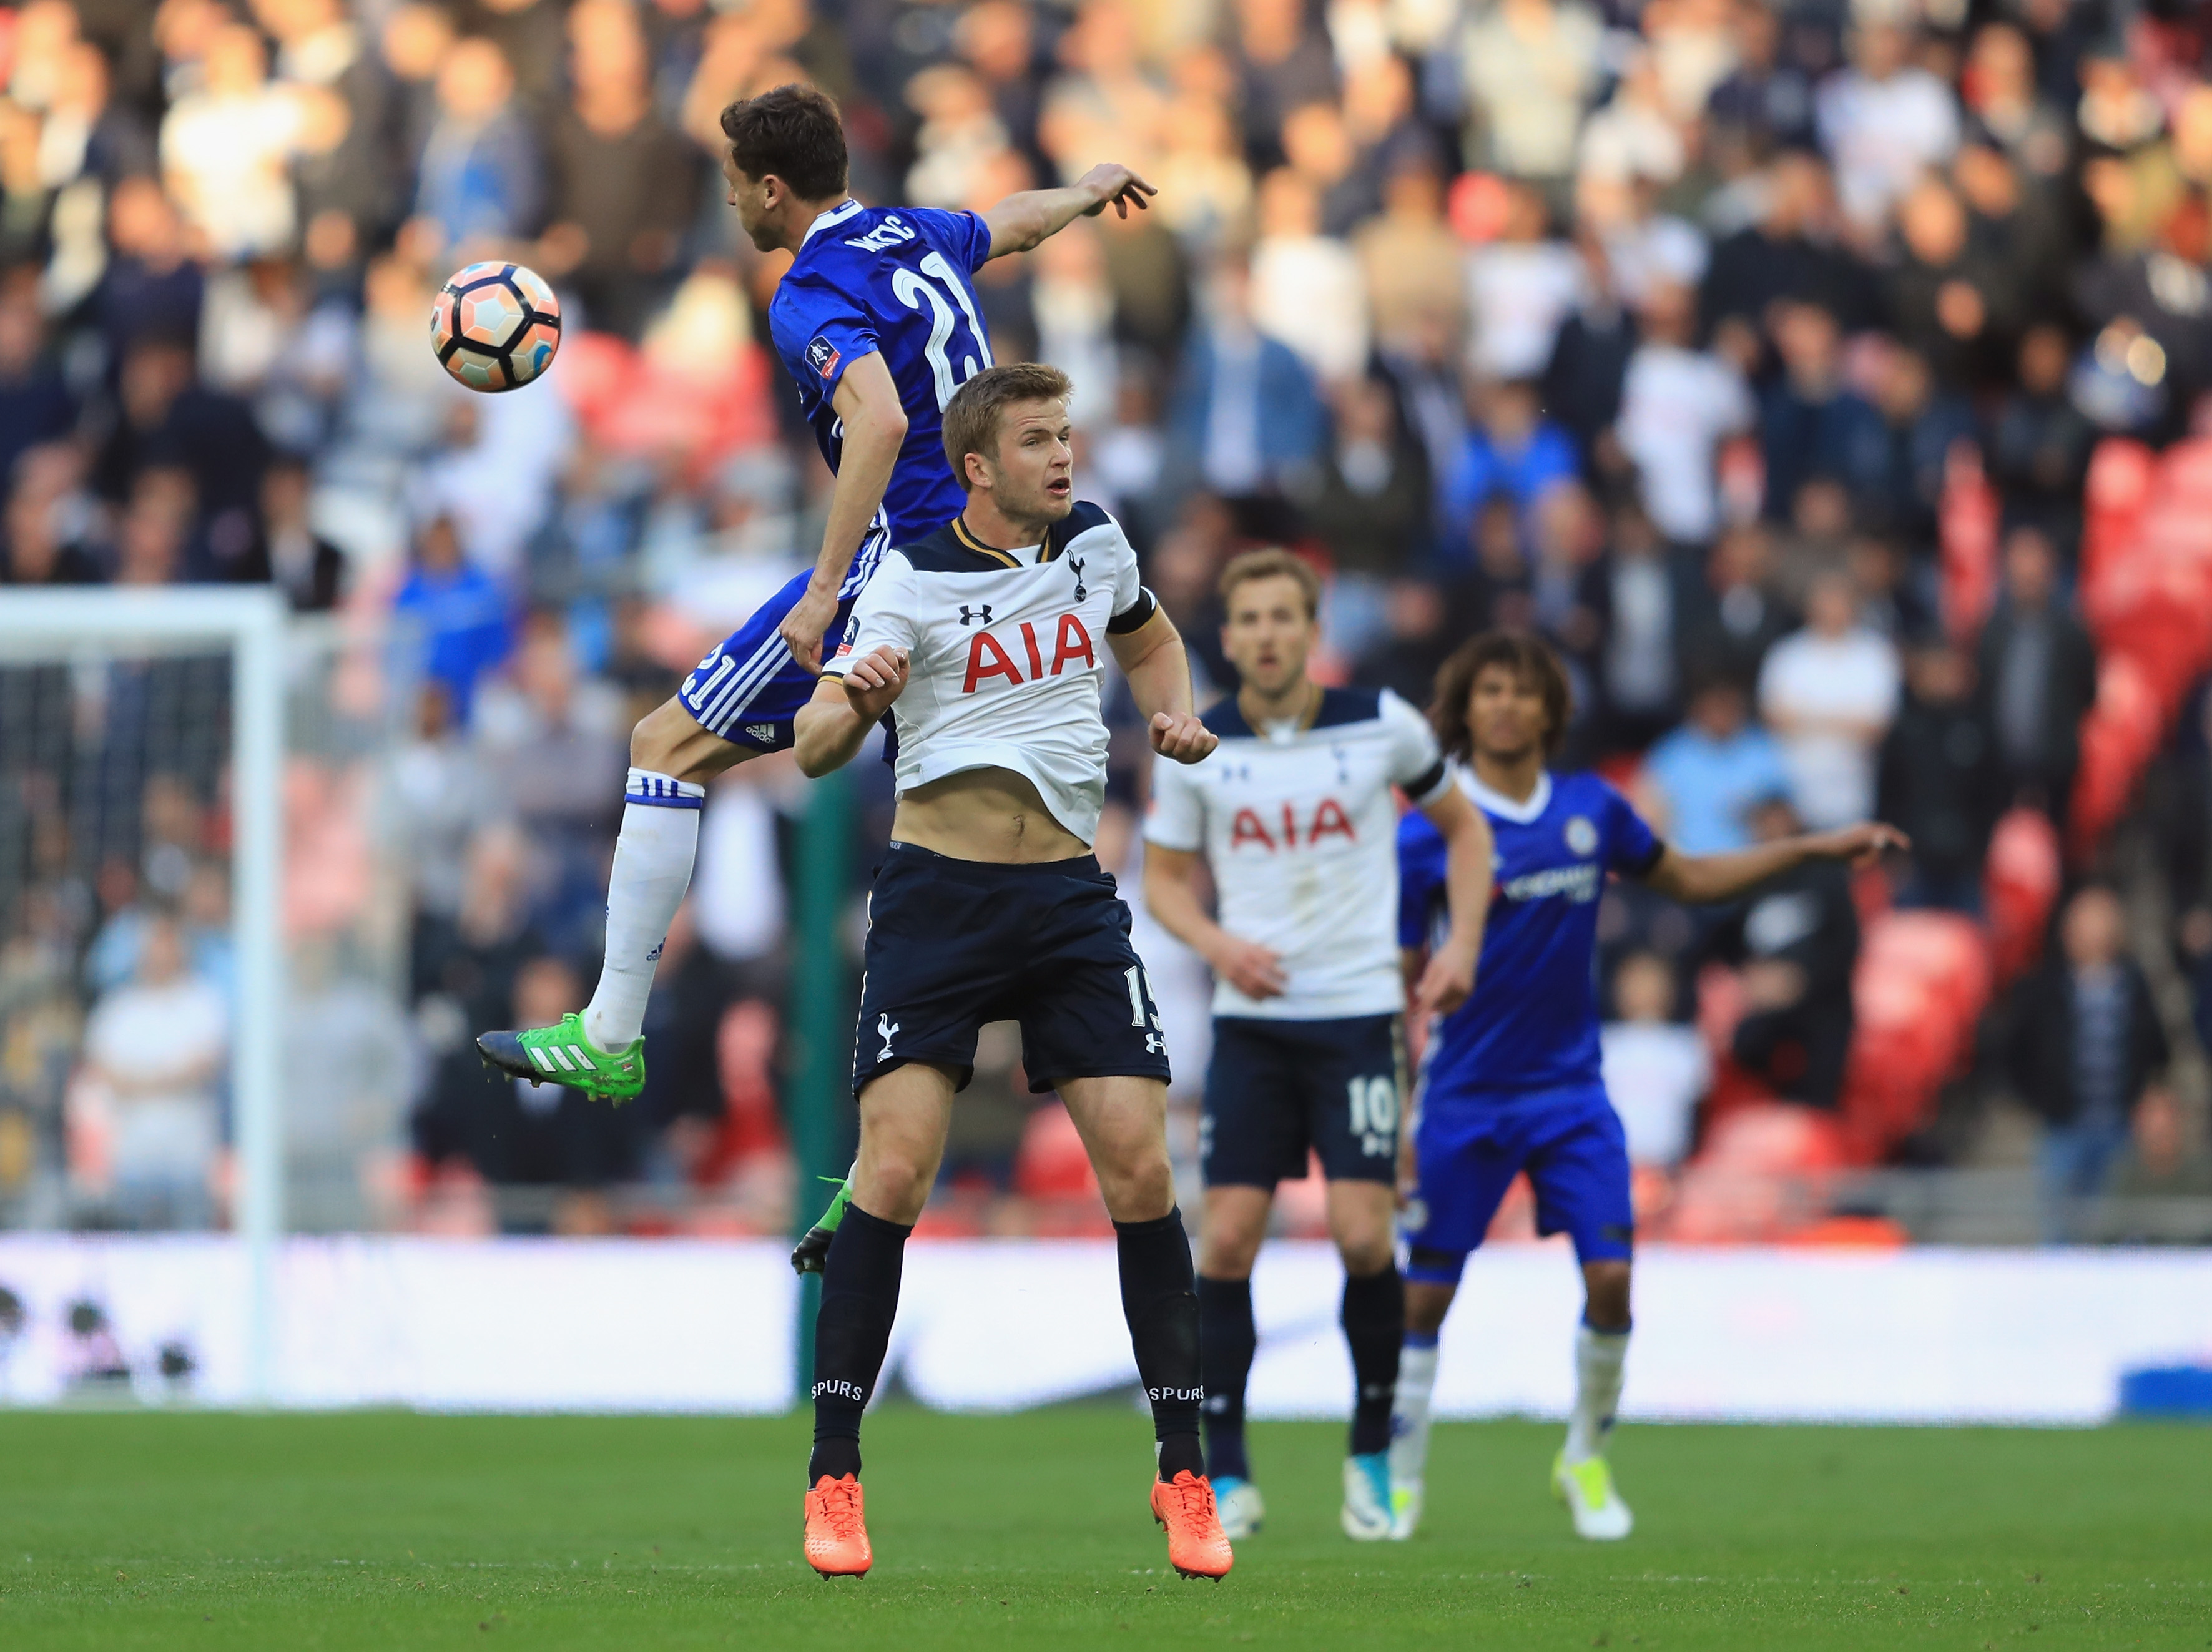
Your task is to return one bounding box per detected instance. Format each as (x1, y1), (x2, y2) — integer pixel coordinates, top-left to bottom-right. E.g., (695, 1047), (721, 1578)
(1621, 837), (1668, 879)
(1106, 586), (1159, 634)
(1405, 757), (1449, 802)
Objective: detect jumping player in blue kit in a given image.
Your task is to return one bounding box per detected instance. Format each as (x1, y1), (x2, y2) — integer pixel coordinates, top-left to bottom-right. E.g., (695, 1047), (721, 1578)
(1388, 634), (1906, 1541)
(478, 82), (1155, 1098)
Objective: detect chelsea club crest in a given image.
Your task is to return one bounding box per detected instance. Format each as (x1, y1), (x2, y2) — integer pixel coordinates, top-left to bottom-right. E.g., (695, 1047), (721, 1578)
(1564, 815), (1598, 857)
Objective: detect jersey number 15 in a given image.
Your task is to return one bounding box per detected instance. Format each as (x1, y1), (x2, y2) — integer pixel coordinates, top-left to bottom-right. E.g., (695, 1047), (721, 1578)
(893, 250), (995, 410)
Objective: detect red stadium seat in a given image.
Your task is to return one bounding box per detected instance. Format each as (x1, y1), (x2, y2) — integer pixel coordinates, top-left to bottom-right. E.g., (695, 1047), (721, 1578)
(1669, 1103), (1846, 1242)
(1984, 807), (2061, 986)
(1698, 1102), (1850, 1172)
(1939, 441), (1998, 642)
(2081, 438), (2156, 588)
(2070, 653), (2169, 858)
(1839, 913), (1991, 1156)
(2155, 435), (2212, 507)
(2082, 549), (2212, 707)
(1013, 1103), (1101, 1202)
(549, 330), (637, 423)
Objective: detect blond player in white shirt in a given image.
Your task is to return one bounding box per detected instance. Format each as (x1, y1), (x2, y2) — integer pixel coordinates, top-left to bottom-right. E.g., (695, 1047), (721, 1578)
(1142, 551), (1494, 1541)
(787, 363), (1233, 1583)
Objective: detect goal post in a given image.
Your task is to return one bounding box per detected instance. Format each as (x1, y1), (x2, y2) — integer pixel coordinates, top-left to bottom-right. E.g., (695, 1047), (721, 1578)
(0, 586), (287, 1401)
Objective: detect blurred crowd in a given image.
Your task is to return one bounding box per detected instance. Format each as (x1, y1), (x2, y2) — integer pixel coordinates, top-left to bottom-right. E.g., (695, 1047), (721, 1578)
(4, 0), (2212, 1238)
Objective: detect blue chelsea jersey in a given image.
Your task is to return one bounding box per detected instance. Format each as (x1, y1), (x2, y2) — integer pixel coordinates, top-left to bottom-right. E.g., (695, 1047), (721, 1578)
(1398, 770), (1663, 1102)
(767, 200), (996, 551)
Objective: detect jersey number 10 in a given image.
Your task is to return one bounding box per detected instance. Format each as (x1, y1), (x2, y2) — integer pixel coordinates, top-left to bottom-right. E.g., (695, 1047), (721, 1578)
(893, 250), (995, 410)
(1347, 1076), (1397, 1151)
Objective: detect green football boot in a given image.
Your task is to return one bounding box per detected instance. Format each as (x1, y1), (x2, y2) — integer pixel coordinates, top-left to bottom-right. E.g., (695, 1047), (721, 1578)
(790, 1170), (854, 1276)
(476, 1012), (645, 1103)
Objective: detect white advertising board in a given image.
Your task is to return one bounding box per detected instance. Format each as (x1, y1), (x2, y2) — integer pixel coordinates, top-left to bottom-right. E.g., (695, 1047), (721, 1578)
(1, 1237), (2206, 1423)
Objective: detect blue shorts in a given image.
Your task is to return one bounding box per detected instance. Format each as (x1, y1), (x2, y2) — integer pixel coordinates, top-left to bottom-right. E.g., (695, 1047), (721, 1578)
(1403, 1083), (1634, 1283)
(676, 568), (858, 753)
(1202, 1015), (1403, 1187)
(851, 842), (1172, 1098)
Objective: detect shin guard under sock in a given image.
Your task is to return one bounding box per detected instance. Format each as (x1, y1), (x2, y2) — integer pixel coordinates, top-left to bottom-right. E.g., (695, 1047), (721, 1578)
(1115, 1209), (1204, 1481)
(806, 1202), (912, 1485)
(1341, 1263), (1404, 1457)
(584, 770), (705, 1050)
(1196, 1274), (1256, 1481)
(1390, 1333), (1439, 1493)
(1563, 1320), (1631, 1465)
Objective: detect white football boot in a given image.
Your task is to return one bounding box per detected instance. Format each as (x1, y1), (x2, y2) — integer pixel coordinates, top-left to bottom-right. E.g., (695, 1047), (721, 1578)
(1388, 1477), (1423, 1540)
(1553, 1452), (1633, 1540)
(1341, 1453), (1394, 1540)
(1211, 1475), (1266, 1540)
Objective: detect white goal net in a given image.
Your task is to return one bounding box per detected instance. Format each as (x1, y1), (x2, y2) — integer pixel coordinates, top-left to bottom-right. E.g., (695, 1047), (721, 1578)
(0, 588), (414, 1395)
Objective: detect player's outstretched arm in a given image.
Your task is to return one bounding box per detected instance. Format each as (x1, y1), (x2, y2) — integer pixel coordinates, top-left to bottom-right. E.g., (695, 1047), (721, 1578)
(1641, 820), (1911, 905)
(982, 163), (1156, 259)
(1411, 788), (1494, 1018)
(778, 353), (909, 673)
(1143, 845), (1287, 1001)
(1108, 609), (1216, 765)
(794, 646), (908, 777)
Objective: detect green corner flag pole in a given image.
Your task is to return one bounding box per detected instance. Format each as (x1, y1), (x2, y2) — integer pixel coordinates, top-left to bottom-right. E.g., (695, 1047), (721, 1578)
(790, 765), (853, 1400)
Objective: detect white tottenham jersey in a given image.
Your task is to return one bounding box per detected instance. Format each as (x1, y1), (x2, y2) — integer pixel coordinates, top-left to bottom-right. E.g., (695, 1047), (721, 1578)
(823, 501), (1156, 845)
(1144, 685), (1452, 1020)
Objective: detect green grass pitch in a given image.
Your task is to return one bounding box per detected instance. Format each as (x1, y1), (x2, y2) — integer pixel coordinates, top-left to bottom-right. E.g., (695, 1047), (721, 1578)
(2, 1406), (2208, 1651)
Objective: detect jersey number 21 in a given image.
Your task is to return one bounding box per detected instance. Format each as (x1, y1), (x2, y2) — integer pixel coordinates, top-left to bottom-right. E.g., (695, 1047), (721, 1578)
(893, 250), (994, 410)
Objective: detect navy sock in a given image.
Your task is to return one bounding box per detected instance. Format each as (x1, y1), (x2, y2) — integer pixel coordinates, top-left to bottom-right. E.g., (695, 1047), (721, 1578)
(1197, 1274), (1256, 1482)
(806, 1202), (911, 1486)
(1115, 1209), (1204, 1482)
(1342, 1263), (1404, 1457)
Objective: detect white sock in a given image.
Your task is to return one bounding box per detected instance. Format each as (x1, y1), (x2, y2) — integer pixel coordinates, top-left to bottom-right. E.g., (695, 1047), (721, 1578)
(1389, 1340), (1439, 1490)
(1563, 1324), (1630, 1464)
(581, 769), (704, 1049)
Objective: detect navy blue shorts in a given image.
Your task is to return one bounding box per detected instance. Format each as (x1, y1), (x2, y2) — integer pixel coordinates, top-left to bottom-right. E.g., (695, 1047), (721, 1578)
(1202, 1015), (1403, 1187)
(1403, 1083), (1634, 1283)
(851, 842), (1174, 1097)
(676, 569), (857, 754)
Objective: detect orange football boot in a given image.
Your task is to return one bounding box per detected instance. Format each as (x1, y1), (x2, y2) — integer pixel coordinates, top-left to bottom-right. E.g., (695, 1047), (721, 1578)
(1150, 1470), (1234, 1579)
(804, 1473), (872, 1577)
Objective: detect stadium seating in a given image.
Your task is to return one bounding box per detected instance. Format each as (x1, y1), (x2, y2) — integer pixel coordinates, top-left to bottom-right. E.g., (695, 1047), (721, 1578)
(1983, 807), (2062, 988)
(2069, 435), (2212, 860)
(1684, 908), (1992, 1222)
(1839, 912), (1990, 1159)
(1938, 441), (1998, 643)
(2080, 438), (2156, 590)
(2073, 648), (2177, 858)
(1011, 1101), (1099, 1202)
(1666, 1103), (1847, 1243)
(554, 325), (774, 486)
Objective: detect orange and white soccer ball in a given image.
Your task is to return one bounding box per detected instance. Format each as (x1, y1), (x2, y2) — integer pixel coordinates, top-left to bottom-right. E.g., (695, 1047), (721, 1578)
(430, 261), (562, 393)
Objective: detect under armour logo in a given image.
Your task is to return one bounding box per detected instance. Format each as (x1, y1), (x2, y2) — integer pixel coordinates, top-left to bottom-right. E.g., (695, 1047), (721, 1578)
(1068, 557), (1087, 602)
(958, 604), (993, 626)
(1144, 1032), (1163, 1055)
(877, 1013), (900, 1061)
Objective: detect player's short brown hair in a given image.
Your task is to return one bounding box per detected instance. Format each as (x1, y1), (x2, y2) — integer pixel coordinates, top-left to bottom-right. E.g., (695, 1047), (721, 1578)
(942, 362), (1074, 488)
(1217, 548), (1321, 621)
(719, 84), (848, 200)
(1427, 631), (1573, 761)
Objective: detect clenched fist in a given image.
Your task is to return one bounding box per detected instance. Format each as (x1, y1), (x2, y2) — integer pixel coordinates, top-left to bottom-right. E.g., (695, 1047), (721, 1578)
(1150, 711), (1217, 764)
(838, 645), (910, 720)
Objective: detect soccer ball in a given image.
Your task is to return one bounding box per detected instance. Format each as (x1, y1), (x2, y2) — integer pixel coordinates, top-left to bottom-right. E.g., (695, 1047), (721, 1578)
(430, 262), (563, 393)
